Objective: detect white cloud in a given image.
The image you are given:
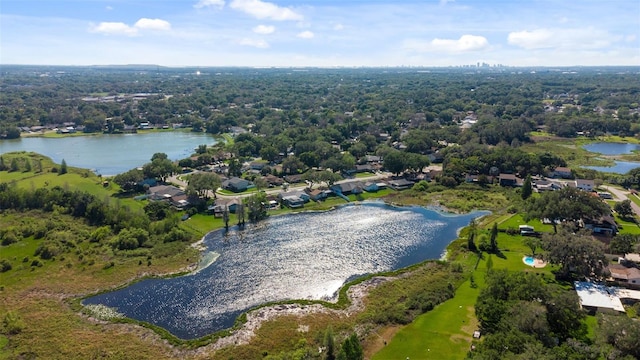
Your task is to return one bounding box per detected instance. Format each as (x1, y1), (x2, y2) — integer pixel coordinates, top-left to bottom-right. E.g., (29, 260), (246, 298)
(238, 38), (270, 48)
(439, 0), (454, 5)
(134, 18), (172, 31)
(90, 18), (172, 36)
(230, 0), (303, 21)
(625, 34), (637, 42)
(105, 6), (113, 11)
(333, 23), (344, 31)
(507, 29), (553, 49)
(297, 30), (314, 39)
(194, 0), (225, 9)
(508, 28), (617, 50)
(90, 22), (138, 36)
(253, 25), (275, 34)
(412, 34), (489, 53)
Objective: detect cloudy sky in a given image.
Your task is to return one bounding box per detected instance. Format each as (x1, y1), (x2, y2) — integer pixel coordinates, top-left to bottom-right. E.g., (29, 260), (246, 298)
(1, 0), (639, 67)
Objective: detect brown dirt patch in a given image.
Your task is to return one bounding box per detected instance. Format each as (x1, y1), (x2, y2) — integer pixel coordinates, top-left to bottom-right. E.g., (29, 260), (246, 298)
(362, 325), (403, 359)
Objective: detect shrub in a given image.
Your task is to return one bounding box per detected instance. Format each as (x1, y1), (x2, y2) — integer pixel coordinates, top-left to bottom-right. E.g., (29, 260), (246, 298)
(35, 242), (61, 260)
(1, 311), (25, 335)
(0, 259), (12, 272)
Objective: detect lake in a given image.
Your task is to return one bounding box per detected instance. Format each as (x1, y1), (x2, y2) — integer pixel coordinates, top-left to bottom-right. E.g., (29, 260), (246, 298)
(0, 131), (217, 176)
(582, 142), (640, 174)
(584, 161), (640, 174)
(84, 202), (489, 339)
(583, 142), (640, 155)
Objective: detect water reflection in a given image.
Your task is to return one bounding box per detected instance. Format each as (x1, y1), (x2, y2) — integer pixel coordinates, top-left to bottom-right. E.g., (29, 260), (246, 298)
(84, 202), (488, 339)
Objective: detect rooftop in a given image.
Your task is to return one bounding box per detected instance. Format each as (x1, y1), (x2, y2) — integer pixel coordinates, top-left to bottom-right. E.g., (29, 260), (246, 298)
(574, 281), (625, 312)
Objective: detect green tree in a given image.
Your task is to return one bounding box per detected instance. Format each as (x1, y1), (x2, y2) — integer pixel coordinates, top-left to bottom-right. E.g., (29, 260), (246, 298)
(609, 233), (639, 254)
(521, 174), (533, 200)
(323, 326), (336, 360)
(143, 158), (178, 183)
(60, 159), (68, 174)
(490, 222), (499, 253)
(186, 172), (221, 199)
(382, 150), (406, 175)
(24, 159), (31, 172)
(337, 334), (363, 360)
(10, 158), (19, 172)
(526, 187), (610, 233)
(467, 219), (478, 253)
(523, 237), (542, 256)
(614, 199), (634, 219)
(542, 229), (607, 280)
(228, 158), (242, 177)
(259, 145), (278, 162)
(113, 169), (144, 192)
(245, 192), (268, 222)
(596, 313), (640, 359)
(282, 155), (305, 174)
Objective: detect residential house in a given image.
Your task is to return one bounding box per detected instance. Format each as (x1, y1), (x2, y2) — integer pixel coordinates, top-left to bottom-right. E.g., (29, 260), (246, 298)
(574, 281), (626, 313)
(278, 190), (310, 203)
(222, 177), (253, 192)
(212, 198), (242, 216)
(306, 189), (327, 201)
(281, 195), (305, 208)
(147, 185), (189, 209)
(249, 161), (266, 171)
(365, 155), (382, 164)
(552, 167), (573, 179)
(498, 173), (518, 187)
(575, 179), (595, 192)
(584, 215), (618, 236)
(625, 253), (640, 263)
(283, 174), (304, 184)
(388, 178), (414, 190)
(533, 179), (564, 192)
(148, 185), (185, 201)
(428, 152), (444, 163)
(264, 174), (284, 187)
(355, 164), (374, 173)
(608, 264), (640, 287)
(331, 181), (364, 195)
(364, 181), (384, 192)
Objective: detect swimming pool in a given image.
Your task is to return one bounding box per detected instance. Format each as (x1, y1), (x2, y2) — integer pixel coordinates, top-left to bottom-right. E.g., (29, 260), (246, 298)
(523, 256), (535, 266)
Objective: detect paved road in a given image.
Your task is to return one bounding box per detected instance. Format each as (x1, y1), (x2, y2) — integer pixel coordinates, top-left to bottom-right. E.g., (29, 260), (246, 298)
(602, 185), (640, 218)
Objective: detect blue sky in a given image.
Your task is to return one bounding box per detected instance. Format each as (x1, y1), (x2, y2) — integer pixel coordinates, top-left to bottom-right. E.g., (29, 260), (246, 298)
(1, 0), (639, 67)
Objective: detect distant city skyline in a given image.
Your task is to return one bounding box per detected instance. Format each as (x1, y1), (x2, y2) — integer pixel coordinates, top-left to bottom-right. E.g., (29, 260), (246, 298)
(2, 0), (639, 67)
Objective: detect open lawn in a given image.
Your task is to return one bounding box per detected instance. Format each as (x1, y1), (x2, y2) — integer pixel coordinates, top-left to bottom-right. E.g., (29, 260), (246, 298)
(498, 213), (555, 233)
(376, 222), (556, 359)
(373, 278), (482, 360)
(613, 214), (640, 235)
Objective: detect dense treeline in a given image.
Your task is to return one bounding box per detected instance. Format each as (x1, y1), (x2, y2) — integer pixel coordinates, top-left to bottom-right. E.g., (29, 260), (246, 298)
(0, 183), (192, 253)
(470, 269), (640, 359)
(1, 67), (638, 141)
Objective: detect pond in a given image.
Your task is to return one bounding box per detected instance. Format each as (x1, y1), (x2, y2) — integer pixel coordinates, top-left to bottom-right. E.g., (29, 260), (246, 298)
(582, 142), (640, 174)
(583, 161), (640, 174)
(0, 131), (217, 175)
(83, 202), (489, 339)
(583, 142), (640, 155)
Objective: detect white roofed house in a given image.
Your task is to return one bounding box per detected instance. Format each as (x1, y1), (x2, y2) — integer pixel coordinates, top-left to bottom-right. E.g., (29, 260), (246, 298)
(574, 179), (595, 192)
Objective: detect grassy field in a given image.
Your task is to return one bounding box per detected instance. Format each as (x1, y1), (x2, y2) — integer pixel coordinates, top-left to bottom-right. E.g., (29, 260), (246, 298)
(375, 214), (557, 359)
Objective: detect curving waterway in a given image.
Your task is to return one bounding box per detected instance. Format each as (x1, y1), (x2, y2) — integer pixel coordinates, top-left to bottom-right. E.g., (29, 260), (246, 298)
(84, 202), (489, 339)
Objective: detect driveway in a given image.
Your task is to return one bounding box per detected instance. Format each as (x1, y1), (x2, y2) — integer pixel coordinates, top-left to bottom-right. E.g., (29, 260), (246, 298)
(601, 185), (640, 218)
